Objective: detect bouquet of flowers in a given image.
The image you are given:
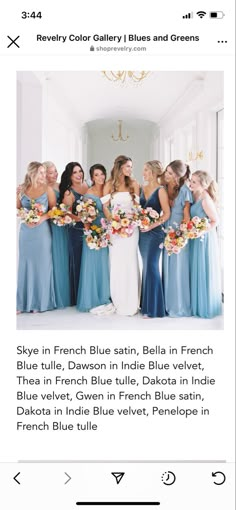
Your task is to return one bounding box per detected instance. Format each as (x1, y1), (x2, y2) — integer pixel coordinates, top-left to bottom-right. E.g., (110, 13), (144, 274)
(17, 199), (45, 224)
(180, 216), (209, 239)
(84, 219), (111, 250)
(135, 206), (160, 230)
(48, 204), (74, 226)
(76, 198), (99, 223)
(110, 205), (138, 238)
(163, 226), (188, 256)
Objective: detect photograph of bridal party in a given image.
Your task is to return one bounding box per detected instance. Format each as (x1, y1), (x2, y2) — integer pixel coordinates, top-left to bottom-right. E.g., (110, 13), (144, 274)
(16, 71), (223, 330)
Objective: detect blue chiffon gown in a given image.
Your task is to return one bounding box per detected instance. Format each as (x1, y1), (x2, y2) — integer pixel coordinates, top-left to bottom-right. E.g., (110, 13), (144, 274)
(50, 189), (70, 308)
(17, 192), (56, 312)
(190, 199), (222, 318)
(77, 194), (111, 312)
(68, 188), (84, 305)
(163, 184), (193, 317)
(139, 187), (165, 317)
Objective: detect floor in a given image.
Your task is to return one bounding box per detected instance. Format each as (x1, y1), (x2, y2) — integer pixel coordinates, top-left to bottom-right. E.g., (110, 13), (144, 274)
(17, 307), (223, 331)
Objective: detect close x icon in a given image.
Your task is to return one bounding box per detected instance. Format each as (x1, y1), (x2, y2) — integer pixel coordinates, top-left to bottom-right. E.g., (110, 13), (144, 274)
(7, 35), (20, 48)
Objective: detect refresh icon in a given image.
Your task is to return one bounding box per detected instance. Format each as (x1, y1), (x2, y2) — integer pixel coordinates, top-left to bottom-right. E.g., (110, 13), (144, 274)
(161, 471), (176, 485)
(212, 471), (226, 485)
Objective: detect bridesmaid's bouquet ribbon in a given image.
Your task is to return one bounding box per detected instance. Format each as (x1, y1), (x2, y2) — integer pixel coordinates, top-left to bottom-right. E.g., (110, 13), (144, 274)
(76, 198), (99, 223)
(17, 199), (46, 224)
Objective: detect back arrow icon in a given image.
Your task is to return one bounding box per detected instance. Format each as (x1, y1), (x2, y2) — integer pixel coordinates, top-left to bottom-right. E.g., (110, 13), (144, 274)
(64, 472), (72, 485)
(13, 472), (20, 485)
(212, 471), (226, 485)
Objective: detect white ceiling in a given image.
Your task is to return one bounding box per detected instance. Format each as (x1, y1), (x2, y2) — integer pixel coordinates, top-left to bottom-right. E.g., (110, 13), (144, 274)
(36, 71), (207, 124)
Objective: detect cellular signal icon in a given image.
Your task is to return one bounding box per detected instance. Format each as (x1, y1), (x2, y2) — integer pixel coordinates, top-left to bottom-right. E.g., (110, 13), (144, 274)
(183, 12), (193, 18)
(196, 11), (207, 18)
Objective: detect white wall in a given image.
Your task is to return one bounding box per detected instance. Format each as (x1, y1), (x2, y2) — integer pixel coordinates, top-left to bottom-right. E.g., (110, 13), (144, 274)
(86, 119), (156, 183)
(17, 72), (43, 183)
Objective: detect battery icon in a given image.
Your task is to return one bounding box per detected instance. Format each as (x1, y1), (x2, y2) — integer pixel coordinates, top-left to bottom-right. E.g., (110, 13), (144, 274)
(209, 11), (225, 18)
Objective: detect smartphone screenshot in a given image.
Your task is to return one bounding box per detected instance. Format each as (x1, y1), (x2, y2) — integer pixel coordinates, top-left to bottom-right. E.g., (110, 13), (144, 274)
(0, 1), (235, 508)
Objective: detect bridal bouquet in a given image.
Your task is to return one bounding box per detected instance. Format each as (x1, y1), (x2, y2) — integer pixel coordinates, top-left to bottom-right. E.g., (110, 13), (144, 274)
(163, 226), (188, 256)
(135, 206), (160, 230)
(84, 220), (111, 250)
(48, 204), (74, 226)
(110, 205), (138, 238)
(76, 198), (99, 223)
(17, 199), (45, 224)
(180, 216), (209, 239)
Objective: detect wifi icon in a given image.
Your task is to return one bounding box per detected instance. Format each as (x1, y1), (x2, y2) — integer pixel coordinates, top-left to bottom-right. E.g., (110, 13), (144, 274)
(197, 11), (207, 18)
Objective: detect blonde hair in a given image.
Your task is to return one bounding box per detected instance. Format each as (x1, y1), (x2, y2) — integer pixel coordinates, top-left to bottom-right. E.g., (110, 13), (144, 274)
(192, 171), (218, 202)
(110, 155), (135, 202)
(42, 161), (56, 171)
(145, 160), (164, 183)
(21, 161), (44, 195)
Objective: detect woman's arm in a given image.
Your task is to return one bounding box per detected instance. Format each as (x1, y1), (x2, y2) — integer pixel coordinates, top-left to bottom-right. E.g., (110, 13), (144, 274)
(183, 201), (191, 222)
(102, 182), (112, 220)
(201, 196), (218, 230)
(47, 186), (57, 208)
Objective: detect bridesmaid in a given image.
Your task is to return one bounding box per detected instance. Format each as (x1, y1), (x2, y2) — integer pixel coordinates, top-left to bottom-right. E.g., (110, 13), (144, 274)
(59, 162), (88, 305)
(77, 164), (111, 312)
(17, 162), (56, 313)
(43, 161), (70, 308)
(163, 160), (193, 317)
(189, 171), (222, 318)
(139, 161), (170, 318)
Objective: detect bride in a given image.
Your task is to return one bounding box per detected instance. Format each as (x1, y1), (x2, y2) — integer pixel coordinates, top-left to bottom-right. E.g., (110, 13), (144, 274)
(102, 155), (140, 316)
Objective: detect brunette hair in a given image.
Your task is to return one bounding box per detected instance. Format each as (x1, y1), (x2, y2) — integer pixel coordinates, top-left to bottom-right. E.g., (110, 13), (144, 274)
(59, 162), (84, 202)
(110, 155), (135, 201)
(21, 161), (45, 195)
(89, 164), (107, 183)
(192, 171), (218, 202)
(165, 160), (191, 198)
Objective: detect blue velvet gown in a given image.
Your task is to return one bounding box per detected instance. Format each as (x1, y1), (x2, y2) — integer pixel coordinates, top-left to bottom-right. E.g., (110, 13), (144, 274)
(190, 199), (222, 318)
(17, 192), (56, 312)
(162, 184), (193, 317)
(139, 187), (165, 317)
(68, 188), (84, 305)
(50, 189), (70, 308)
(77, 194), (111, 312)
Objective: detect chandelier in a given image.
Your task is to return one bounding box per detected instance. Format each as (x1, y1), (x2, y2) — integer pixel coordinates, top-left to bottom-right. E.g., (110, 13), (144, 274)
(102, 71), (150, 84)
(111, 120), (129, 142)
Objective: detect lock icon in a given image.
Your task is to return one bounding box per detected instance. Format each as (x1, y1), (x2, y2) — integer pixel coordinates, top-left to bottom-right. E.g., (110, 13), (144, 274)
(90, 45), (95, 51)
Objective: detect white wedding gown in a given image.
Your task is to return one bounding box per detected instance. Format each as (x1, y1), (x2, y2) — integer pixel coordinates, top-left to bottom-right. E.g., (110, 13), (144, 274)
(109, 192), (140, 316)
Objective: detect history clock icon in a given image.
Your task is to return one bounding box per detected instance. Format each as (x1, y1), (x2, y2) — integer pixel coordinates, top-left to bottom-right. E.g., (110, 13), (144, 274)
(161, 471), (176, 485)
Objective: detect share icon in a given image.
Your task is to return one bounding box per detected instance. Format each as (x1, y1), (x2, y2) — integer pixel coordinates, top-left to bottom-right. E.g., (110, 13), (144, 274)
(111, 472), (125, 484)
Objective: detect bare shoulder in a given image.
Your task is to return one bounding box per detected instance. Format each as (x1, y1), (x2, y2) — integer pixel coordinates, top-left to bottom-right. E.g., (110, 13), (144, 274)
(82, 182), (89, 193)
(158, 186), (168, 198)
(132, 179), (140, 194)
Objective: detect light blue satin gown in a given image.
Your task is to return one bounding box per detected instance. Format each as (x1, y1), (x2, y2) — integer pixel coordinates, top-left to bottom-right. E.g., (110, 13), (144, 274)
(17, 193), (56, 312)
(50, 189), (70, 308)
(163, 184), (193, 317)
(190, 199), (222, 318)
(77, 194), (111, 311)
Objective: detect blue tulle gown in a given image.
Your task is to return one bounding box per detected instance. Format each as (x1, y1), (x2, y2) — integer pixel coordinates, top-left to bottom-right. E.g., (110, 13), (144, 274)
(50, 189), (70, 308)
(17, 193), (56, 312)
(68, 188), (84, 306)
(163, 184), (193, 317)
(190, 200), (222, 318)
(77, 194), (111, 311)
(139, 187), (165, 317)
